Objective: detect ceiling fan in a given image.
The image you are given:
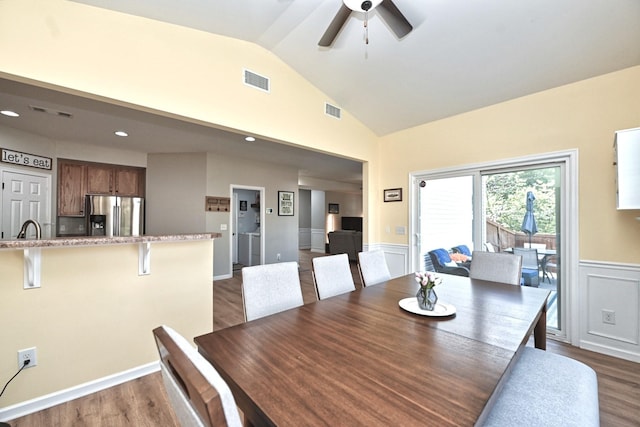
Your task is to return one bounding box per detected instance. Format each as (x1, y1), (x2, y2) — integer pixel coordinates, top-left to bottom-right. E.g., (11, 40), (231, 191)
(318, 0), (413, 47)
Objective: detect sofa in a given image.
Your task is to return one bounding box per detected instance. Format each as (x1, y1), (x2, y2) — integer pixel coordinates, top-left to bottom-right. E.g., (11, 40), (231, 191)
(427, 248), (470, 277)
(328, 230), (362, 262)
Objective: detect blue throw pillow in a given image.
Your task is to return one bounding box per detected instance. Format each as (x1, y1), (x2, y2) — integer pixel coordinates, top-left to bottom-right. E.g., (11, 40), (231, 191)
(454, 245), (472, 256)
(431, 248), (451, 266)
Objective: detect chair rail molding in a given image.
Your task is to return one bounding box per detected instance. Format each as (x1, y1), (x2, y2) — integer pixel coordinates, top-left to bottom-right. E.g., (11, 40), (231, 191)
(364, 243), (409, 280)
(298, 227), (311, 250)
(579, 260), (640, 363)
(310, 228), (325, 253)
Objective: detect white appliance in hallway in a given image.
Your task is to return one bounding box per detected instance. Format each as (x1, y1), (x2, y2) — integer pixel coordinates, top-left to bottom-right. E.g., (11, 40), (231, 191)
(238, 230), (260, 266)
(233, 188), (261, 266)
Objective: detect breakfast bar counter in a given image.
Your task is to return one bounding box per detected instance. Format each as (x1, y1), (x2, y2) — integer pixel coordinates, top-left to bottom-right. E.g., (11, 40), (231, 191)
(0, 232), (221, 249)
(0, 232), (219, 412)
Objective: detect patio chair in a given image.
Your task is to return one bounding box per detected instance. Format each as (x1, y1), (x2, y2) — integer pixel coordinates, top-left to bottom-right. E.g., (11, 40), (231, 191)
(428, 248), (470, 277)
(513, 248), (540, 287)
(424, 253), (436, 272)
(451, 244), (472, 257)
(524, 243), (546, 250)
(542, 254), (557, 283)
(524, 243), (556, 283)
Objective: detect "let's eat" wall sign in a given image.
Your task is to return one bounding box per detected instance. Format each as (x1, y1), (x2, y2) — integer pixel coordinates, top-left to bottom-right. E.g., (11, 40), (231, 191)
(1, 148), (52, 170)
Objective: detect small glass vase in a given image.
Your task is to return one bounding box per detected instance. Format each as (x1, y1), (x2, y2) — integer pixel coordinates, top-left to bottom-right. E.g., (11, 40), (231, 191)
(416, 287), (438, 311)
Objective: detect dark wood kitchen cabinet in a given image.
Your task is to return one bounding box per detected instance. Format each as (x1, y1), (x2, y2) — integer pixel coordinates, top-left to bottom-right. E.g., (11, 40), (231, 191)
(86, 164), (144, 196)
(57, 159), (145, 217)
(114, 167), (143, 196)
(58, 161), (87, 216)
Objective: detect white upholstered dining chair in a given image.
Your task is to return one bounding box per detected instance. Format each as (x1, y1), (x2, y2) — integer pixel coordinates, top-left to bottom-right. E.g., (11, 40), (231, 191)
(241, 261), (304, 321)
(311, 253), (356, 300)
(152, 325), (242, 427)
(357, 250), (391, 287)
(469, 251), (523, 286)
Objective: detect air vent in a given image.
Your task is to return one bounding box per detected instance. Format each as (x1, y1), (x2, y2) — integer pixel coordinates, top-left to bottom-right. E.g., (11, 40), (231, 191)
(30, 105), (47, 113)
(325, 102), (341, 119)
(243, 69), (270, 92)
(29, 105), (73, 118)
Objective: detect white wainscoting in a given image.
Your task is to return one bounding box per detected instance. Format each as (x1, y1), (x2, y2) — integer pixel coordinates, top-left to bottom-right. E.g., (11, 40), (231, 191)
(579, 261), (640, 362)
(298, 227), (311, 250)
(310, 228), (326, 254)
(364, 243), (410, 279)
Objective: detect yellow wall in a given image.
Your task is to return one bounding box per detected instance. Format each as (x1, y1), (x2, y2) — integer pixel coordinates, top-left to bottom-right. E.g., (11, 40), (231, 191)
(0, 0), (379, 242)
(0, 0), (638, 410)
(379, 66), (640, 263)
(0, 240), (213, 406)
(0, 0), (639, 257)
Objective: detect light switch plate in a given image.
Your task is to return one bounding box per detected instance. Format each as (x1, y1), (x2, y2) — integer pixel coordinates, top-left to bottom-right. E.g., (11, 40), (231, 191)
(220, 224), (228, 231)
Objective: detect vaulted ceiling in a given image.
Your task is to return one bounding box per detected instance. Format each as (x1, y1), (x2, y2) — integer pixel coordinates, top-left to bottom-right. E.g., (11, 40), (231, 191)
(71, 0), (640, 135)
(1, 1), (639, 191)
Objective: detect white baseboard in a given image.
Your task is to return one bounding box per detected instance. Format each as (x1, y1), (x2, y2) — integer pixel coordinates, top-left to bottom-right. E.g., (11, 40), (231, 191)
(0, 362), (159, 422)
(580, 340), (640, 363)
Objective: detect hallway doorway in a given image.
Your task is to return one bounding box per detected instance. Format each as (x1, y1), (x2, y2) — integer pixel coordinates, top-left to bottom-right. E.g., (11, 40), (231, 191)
(231, 186), (264, 272)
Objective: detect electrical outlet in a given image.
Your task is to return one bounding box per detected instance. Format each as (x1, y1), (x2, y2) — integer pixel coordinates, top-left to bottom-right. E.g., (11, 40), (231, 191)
(18, 347), (37, 368)
(602, 309), (616, 325)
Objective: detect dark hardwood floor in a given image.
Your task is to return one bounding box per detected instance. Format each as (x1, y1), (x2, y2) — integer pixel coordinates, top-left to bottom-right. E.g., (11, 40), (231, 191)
(7, 251), (638, 426)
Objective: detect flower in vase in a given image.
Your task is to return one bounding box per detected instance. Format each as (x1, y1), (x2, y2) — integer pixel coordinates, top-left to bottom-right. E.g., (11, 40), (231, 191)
(415, 271), (442, 310)
(415, 271), (442, 290)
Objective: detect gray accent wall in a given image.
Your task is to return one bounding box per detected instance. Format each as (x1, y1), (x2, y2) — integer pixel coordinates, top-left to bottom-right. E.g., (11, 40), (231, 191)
(146, 152), (299, 278)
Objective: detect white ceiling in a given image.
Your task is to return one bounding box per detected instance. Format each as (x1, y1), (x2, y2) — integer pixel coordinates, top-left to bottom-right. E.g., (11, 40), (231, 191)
(0, 78), (364, 192)
(70, 0), (640, 135)
(1, 0), (639, 191)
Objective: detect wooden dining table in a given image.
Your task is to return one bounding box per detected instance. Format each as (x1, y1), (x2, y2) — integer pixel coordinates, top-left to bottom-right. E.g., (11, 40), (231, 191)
(195, 273), (550, 426)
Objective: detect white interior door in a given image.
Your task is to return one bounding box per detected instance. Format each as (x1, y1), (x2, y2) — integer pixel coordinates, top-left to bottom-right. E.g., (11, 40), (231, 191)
(1, 169), (51, 239)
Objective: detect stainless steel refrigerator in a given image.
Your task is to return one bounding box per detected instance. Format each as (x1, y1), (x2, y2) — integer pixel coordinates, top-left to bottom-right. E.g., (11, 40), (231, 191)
(86, 195), (144, 237)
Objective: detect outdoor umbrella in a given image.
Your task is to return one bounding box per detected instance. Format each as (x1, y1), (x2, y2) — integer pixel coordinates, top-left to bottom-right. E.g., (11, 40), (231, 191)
(521, 191), (538, 246)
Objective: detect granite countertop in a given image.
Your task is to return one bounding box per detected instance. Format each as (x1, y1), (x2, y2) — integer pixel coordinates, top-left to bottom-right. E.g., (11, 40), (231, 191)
(0, 233), (222, 250)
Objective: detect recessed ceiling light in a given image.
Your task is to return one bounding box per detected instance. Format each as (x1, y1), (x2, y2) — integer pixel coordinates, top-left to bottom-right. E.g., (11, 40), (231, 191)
(1, 110), (20, 117)
(245, 136), (256, 142)
(114, 130), (129, 137)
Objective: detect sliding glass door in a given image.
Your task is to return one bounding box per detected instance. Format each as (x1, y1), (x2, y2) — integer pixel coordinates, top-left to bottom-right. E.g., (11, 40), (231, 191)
(417, 175), (474, 262)
(412, 156), (569, 335)
(482, 166), (561, 330)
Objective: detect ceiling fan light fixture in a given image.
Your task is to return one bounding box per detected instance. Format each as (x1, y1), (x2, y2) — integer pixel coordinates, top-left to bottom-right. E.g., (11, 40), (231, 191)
(343, 0), (382, 13)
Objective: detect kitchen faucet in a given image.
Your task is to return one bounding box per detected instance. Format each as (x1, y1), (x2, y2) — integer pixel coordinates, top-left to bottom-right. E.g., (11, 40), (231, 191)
(17, 219), (42, 239)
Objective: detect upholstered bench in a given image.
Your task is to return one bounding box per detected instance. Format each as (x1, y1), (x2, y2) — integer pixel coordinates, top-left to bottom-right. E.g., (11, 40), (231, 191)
(484, 347), (600, 426)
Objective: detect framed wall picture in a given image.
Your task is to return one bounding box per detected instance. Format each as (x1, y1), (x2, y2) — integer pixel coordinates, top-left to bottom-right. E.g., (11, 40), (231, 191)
(383, 188), (403, 202)
(278, 191), (295, 216)
(328, 203), (339, 214)
(240, 200), (248, 211)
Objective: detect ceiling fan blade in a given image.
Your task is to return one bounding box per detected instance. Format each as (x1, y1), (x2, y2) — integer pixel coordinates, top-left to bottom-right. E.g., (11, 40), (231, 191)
(377, 0), (413, 39)
(318, 4), (352, 47)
